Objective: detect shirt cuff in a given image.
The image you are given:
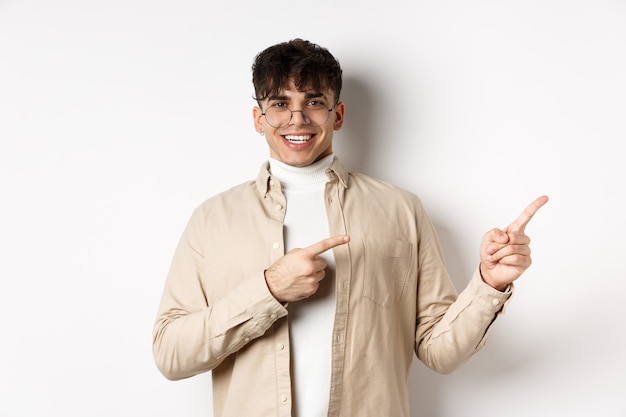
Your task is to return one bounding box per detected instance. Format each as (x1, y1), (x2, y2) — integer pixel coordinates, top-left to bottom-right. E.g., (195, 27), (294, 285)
(468, 267), (514, 315)
(235, 271), (289, 320)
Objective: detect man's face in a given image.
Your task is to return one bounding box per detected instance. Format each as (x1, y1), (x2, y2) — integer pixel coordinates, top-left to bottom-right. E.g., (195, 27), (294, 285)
(253, 80), (344, 167)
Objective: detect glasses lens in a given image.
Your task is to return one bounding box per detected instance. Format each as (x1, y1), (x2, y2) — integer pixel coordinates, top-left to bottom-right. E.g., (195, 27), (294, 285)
(264, 107), (290, 128)
(304, 105), (331, 126)
(264, 105), (332, 128)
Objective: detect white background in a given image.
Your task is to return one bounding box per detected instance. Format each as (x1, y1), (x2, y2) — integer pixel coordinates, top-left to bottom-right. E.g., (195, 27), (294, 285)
(1, 0), (625, 416)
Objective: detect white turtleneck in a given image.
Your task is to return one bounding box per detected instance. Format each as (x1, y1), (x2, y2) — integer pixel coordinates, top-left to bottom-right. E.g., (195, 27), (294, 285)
(268, 154), (336, 417)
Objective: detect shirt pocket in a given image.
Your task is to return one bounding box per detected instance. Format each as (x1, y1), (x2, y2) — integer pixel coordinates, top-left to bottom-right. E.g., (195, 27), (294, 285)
(362, 236), (412, 307)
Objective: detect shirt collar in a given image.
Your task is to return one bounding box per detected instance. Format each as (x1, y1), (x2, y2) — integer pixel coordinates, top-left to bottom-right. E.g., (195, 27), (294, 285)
(256, 156), (349, 195)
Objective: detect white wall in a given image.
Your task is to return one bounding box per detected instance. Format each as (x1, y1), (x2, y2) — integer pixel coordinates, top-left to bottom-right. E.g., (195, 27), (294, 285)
(1, 0), (624, 416)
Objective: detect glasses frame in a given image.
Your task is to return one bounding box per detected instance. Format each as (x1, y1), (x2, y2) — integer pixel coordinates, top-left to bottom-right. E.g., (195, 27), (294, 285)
(261, 104), (336, 129)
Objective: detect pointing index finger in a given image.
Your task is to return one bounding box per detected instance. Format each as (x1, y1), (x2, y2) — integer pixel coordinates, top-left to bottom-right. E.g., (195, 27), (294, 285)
(508, 195), (549, 232)
(305, 235), (351, 256)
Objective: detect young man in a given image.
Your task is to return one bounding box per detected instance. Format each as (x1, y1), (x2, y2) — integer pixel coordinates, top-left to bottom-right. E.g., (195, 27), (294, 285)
(153, 39), (548, 417)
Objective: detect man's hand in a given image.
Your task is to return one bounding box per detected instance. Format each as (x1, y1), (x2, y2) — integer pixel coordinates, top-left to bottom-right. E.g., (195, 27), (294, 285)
(480, 195), (549, 291)
(265, 235), (351, 303)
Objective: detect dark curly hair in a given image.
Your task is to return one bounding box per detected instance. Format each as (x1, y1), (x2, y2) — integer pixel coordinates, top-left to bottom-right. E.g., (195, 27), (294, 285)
(252, 39), (343, 105)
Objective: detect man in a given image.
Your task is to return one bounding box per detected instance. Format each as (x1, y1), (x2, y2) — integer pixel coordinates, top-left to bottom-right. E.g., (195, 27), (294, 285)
(152, 38), (548, 417)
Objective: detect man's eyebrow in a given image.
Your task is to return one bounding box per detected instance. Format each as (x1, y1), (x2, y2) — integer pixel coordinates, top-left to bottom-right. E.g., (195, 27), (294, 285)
(267, 94), (289, 101)
(266, 92), (328, 101)
(304, 92), (326, 100)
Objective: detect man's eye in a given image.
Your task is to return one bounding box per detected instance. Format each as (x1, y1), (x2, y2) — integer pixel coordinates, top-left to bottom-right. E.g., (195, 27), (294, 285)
(307, 100), (325, 107)
(271, 102), (288, 108)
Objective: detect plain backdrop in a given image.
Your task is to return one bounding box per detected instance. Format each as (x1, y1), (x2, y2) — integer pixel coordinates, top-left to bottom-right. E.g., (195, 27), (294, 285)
(1, 0), (625, 416)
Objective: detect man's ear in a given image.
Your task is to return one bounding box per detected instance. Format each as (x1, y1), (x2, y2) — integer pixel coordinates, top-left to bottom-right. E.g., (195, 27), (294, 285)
(333, 101), (345, 131)
(253, 106), (264, 134)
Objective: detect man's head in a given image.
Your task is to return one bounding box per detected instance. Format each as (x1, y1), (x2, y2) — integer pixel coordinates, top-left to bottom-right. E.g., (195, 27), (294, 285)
(252, 39), (345, 167)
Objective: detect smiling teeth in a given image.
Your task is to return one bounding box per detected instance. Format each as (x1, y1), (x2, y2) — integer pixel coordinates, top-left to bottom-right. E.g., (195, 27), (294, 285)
(285, 135), (312, 143)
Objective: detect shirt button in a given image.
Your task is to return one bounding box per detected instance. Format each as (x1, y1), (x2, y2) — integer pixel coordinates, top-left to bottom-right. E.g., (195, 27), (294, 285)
(275, 204), (283, 211)
(272, 242), (280, 249)
(492, 299), (500, 306)
(277, 343), (285, 350)
(280, 395), (288, 403)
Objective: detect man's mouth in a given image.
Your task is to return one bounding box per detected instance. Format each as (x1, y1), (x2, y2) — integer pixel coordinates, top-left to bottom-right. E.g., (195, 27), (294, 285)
(284, 134), (312, 143)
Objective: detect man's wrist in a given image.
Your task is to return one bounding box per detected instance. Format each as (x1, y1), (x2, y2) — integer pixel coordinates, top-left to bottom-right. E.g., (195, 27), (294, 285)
(479, 263), (509, 292)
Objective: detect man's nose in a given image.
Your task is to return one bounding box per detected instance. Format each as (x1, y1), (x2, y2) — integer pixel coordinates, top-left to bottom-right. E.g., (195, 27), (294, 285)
(289, 109), (307, 125)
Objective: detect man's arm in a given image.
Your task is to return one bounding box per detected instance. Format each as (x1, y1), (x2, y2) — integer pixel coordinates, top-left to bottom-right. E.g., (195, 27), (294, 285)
(152, 209), (287, 380)
(415, 196), (548, 374)
(152, 208), (350, 380)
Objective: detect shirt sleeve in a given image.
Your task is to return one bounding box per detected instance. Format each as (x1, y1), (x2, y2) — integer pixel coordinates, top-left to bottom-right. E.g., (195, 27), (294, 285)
(152, 207), (287, 381)
(413, 204), (513, 374)
(418, 267), (513, 374)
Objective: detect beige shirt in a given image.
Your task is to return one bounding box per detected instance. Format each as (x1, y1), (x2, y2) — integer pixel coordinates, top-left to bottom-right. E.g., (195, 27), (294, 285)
(152, 157), (512, 417)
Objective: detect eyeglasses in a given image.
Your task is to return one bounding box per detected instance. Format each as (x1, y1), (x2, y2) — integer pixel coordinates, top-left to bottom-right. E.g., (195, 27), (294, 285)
(261, 102), (335, 128)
